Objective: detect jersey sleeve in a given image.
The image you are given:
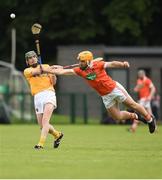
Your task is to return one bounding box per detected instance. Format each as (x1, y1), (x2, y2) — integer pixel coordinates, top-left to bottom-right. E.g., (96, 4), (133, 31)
(73, 67), (81, 76)
(24, 68), (32, 79)
(146, 78), (152, 86)
(97, 61), (105, 69)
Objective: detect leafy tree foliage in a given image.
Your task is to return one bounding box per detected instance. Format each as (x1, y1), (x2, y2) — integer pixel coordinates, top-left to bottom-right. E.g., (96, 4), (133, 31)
(0, 0), (161, 70)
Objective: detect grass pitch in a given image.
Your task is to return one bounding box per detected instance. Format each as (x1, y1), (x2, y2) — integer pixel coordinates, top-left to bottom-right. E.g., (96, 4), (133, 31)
(0, 124), (162, 178)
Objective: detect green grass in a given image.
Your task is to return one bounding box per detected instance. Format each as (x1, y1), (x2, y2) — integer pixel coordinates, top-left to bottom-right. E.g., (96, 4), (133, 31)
(11, 114), (100, 124)
(0, 124), (162, 178)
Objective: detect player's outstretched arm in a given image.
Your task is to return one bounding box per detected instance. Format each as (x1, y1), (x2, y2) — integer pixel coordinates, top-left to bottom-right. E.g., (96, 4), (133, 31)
(43, 66), (76, 76)
(104, 61), (130, 69)
(148, 82), (156, 100)
(24, 65), (43, 78)
(50, 65), (64, 69)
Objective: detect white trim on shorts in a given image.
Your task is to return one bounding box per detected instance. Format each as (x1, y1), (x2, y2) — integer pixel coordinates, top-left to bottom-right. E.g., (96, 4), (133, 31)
(34, 90), (57, 114)
(101, 81), (131, 109)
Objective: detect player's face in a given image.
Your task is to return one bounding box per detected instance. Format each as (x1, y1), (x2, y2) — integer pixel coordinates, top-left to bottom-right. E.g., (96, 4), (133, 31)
(79, 60), (88, 70)
(27, 55), (38, 67)
(138, 72), (144, 79)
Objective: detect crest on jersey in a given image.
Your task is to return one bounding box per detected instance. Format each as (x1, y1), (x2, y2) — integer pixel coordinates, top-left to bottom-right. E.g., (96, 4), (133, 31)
(86, 72), (97, 80)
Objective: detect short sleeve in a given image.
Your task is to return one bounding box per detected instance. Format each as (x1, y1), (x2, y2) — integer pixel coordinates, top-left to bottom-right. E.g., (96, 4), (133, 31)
(24, 68), (32, 78)
(96, 61), (105, 69)
(73, 67), (81, 76)
(146, 78), (152, 86)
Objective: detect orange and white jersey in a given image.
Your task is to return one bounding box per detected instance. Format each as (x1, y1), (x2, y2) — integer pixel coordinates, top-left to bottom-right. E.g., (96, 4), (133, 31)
(73, 61), (116, 96)
(136, 77), (152, 99)
(24, 64), (55, 95)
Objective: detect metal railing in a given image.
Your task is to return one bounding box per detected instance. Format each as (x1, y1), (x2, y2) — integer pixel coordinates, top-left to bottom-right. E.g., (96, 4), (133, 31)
(1, 91), (100, 124)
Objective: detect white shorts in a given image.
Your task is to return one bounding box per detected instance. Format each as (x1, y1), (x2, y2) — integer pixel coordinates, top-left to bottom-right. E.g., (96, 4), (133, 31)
(138, 98), (151, 109)
(101, 82), (130, 109)
(34, 90), (57, 114)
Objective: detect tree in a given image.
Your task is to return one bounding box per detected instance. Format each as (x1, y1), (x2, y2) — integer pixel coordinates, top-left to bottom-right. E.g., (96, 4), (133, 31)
(0, 0), (161, 70)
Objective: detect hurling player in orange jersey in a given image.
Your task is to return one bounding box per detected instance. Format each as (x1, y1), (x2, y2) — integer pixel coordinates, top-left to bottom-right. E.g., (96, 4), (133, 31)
(24, 51), (63, 149)
(42, 51), (156, 134)
(129, 69), (156, 132)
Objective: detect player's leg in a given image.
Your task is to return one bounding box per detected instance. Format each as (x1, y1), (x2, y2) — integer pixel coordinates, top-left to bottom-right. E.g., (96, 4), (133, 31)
(38, 103), (63, 148)
(123, 97), (156, 133)
(129, 100), (152, 132)
(34, 91), (59, 149)
(129, 120), (139, 132)
(129, 99), (144, 133)
(106, 81), (156, 133)
(145, 100), (152, 114)
(34, 103), (54, 149)
(49, 124), (61, 139)
(34, 106), (63, 149)
(116, 81), (156, 130)
(144, 101), (157, 132)
(35, 114), (59, 138)
(124, 98), (150, 121)
(48, 123), (63, 148)
(35, 106), (61, 138)
(107, 103), (139, 132)
(103, 82), (139, 122)
(36, 113), (43, 128)
(44, 90), (63, 148)
(107, 102), (137, 122)
(34, 111), (44, 149)
(36, 103), (54, 148)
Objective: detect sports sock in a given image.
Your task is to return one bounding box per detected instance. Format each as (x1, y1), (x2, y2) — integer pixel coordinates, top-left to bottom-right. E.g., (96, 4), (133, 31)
(38, 135), (46, 147)
(147, 118), (153, 123)
(49, 129), (61, 139)
(144, 113), (152, 122)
